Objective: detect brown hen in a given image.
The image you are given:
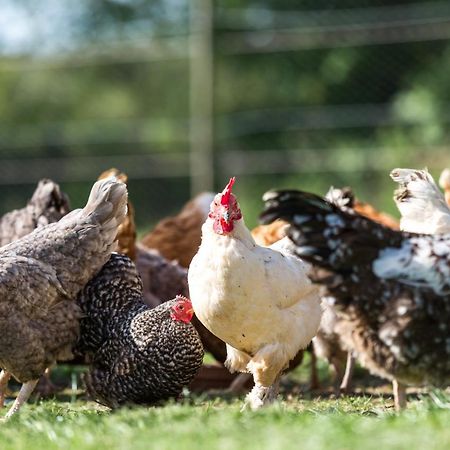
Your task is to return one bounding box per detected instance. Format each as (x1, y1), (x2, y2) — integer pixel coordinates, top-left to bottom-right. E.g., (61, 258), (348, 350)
(140, 192), (214, 268)
(0, 179), (71, 396)
(137, 192), (230, 367)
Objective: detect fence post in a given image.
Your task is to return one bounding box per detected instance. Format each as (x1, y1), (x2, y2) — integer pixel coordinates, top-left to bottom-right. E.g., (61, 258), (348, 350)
(189, 0), (214, 196)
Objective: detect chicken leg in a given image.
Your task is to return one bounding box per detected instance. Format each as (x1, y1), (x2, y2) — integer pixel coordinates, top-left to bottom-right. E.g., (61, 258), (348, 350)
(309, 347), (320, 390)
(393, 379), (407, 411)
(2, 380), (39, 420)
(244, 374), (281, 411)
(0, 370), (11, 408)
(339, 352), (355, 394)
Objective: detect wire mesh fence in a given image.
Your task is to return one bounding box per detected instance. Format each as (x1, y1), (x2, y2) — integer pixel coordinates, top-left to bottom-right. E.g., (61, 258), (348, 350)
(0, 0), (450, 229)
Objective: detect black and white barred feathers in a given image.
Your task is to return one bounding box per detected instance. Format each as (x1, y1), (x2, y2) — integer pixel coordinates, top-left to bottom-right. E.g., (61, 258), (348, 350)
(75, 253), (204, 408)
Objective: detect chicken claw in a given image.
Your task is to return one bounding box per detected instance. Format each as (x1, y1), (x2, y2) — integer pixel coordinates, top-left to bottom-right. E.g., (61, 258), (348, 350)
(2, 380), (39, 420)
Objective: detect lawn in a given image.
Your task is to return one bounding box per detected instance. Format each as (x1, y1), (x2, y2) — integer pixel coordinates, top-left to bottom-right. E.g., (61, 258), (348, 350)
(1, 383), (449, 450)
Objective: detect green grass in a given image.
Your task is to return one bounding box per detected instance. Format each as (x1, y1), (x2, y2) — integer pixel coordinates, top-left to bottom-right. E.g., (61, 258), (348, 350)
(1, 356), (448, 449)
(1, 391), (449, 450)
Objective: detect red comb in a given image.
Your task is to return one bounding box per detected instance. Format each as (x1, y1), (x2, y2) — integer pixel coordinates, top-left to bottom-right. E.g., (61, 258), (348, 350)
(175, 295), (191, 303)
(220, 177), (236, 206)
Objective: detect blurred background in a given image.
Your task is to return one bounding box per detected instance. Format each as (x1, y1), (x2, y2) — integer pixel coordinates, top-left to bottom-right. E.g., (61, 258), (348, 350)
(1, 0), (450, 230)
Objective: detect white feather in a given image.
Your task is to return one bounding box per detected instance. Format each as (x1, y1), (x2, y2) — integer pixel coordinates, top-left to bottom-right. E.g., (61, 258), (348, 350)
(391, 168), (450, 234)
(373, 235), (450, 295)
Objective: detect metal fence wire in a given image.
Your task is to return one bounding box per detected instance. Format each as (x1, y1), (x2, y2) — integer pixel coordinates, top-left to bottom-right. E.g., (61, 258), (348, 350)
(0, 0), (449, 228)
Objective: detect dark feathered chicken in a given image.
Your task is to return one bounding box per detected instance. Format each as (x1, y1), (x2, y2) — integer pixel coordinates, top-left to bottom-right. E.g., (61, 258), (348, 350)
(0, 178), (70, 246)
(0, 177), (127, 420)
(75, 253), (204, 409)
(261, 189), (450, 410)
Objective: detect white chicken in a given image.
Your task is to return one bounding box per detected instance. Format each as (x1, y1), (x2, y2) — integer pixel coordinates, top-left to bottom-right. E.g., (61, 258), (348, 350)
(391, 168), (450, 234)
(188, 178), (322, 409)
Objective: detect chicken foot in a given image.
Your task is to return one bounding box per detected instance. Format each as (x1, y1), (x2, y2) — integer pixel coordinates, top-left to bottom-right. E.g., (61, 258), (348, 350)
(393, 379), (407, 411)
(243, 374), (281, 411)
(2, 379), (39, 420)
(0, 370), (11, 408)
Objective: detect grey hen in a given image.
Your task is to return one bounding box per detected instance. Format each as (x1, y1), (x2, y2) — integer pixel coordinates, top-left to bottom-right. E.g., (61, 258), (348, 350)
(75, 253), (204, 409)
(0, 177), (127, 419)
(0, 179), (71, 396)
(0, 179), (70, 246)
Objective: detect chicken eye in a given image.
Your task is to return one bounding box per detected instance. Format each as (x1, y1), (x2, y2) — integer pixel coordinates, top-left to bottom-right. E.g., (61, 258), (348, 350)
(178, 305), (184, 310)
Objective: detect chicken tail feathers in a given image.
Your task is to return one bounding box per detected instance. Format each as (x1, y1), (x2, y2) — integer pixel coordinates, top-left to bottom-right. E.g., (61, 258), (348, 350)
(324, 186), (355, 210)
(81, 176), (128, 237)
(260, 189), (403, 274)
(30, 179), (71, 215)
(391, 168), (450, 234)
(391, 168), (440, 202)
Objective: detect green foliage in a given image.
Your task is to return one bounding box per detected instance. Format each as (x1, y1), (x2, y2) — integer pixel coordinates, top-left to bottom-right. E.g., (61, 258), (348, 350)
(1, 0), (450, 225)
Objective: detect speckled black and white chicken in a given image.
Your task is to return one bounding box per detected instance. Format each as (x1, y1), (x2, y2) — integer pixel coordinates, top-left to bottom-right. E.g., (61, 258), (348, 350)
(0, 178), (70, 246)
(0, 177), (127, 420)
(310, 186), (400, 392)
(75, 253), (204, 409)
(261, 189), (450, 410)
